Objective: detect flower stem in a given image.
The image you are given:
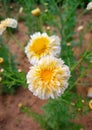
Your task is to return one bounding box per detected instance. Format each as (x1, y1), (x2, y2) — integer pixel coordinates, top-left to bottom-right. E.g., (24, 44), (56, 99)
(9, 32), (24, 52)
(71, 41), (92, 72)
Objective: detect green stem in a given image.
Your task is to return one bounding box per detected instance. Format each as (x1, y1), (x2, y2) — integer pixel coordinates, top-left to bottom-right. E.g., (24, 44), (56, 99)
(78, 9), (88, 20)
(65, 41), (92, 94)
(71, 41), (92, 71)
(67, 68), (87, 93)
(3, 71), (24, 85)
(9, 32), (24, 52)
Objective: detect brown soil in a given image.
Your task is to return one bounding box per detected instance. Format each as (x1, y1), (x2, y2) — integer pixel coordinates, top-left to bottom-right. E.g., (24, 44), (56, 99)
(0, 87), (45, 130)
(0, 11), (92, 130)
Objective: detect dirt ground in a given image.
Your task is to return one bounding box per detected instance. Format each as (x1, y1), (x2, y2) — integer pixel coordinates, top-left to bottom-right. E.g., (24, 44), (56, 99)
(0, 12), (92, 130)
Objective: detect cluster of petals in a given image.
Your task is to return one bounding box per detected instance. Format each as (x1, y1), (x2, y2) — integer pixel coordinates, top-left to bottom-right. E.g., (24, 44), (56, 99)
(86, 2), (92, 10)
(0, 18), (17, 35)
(27, 56), (70, 99)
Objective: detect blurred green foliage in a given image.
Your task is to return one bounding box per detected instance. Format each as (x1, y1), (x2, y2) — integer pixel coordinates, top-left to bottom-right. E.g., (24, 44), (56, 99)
(21, 92), (89, 130)
(0, 38), (27, 94)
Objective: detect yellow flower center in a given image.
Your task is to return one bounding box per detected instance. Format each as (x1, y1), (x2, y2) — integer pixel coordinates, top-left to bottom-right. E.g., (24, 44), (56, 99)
(40, 69), (53, 81)
(30, 36), (50, 55)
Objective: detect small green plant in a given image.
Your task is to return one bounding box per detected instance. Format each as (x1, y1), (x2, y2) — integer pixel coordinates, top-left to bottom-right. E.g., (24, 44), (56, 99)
(19, 0), (92, 129)
(0, 38), (27, 94)
(20, 93), (89, 130)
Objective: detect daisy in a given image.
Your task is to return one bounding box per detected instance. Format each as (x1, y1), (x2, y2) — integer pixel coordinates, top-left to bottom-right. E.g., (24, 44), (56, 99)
(27, 56), (70, 99)
(25, 32), (61, 65)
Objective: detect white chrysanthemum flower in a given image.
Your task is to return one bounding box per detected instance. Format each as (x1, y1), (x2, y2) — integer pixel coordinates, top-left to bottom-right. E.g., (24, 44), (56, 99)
(27, 56), (70, 99)
(86, 2), (92, 10)
(5, 18), (18, 28)
(0, 18), (17, 35)
(25, 32), (61, 65)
